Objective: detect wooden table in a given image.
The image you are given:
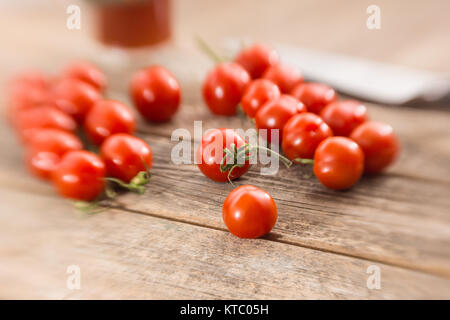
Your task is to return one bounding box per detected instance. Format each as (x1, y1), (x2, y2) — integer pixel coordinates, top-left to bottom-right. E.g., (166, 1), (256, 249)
(0, 0), (449, 299)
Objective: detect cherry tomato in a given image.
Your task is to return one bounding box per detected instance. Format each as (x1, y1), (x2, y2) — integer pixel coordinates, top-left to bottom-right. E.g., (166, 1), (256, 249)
(291, 82), (337, 114)
(241, 79), (280, 118)
(130, 65), (181, 122)
(255, 95), (306, 144)
(15, 105), (77, 143)
(196, 128), (250, 182)
(282, 112), (333, 160)
(52, 150), (105, 201)
(320, 100), (368, 136)
(350, 121), (399, 174)
(26, 129), (83, 180)
(234, 43), (279, 79)
(262, 63), (303, 93)
(9, 70), (48, 90)
(52, 78), (102, 123)
(63, 61), (107, 92)
(100, 133), (153, 183)
(84, 100), (136, 145)
(202, 62), (250, 116)
(313, 137), (364, 190)
(222, 185), (277, 238)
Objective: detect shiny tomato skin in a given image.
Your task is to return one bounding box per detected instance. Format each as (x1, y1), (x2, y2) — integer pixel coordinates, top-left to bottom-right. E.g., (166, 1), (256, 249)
(52, 78), (102, 123)
(320, 100), (368, 136)
(16, 105), (77, 143)
(202, 62), (251, 116)
(262, 63), (303, 93)
(63, 61), (107, 92)
(282, 112), (333, 160)
(291, 82), (337, 114)
(100, 133), (153, 183)
(241, 79), (280, 118)
(84, 100), (136, 145)
(350, 121), (400, 174)
(26, 129), (83, 180)
(52, 150), (105, 201)
(196, 128), (250, 182)
(130, 65), (181, 122)
(222, 185), (277, 238)
(255, 95), (306, 144)
(313, 137), (364, 190)
(234, 43), (279, 79)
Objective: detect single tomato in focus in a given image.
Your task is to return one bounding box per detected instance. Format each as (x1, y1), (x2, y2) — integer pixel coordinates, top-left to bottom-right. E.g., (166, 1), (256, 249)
(291, 82), (337, 114)
(63, 61), (107, 92)
(130, 65), (181, 122)
(223, 185), (277, 238)
(350, 121), (400, 174)
(313, 137), (364, 190)
(202, 62), (250, 116)
(262, 63), (303, 93)
(255, 95), (306, 144)
(52, 150), (105, 201)
(282, 112), (333, 160)
(100, 133), (153, 183)
(241, 79), (280, 118)
(234, 43), (279, 79)
(84, 100), (136, 145)
(320, 100), (368, 136)
(196, 128), (250, 182)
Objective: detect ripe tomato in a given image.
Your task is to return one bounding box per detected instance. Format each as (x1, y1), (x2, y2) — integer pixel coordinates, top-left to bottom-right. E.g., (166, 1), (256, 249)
(313, 137), (364, 190)
(9, 70), (48, 90)
(202, 62), (250, 116)
(196, 128), (250, 182)
(241, 79), (280, 118)
(100, 133), (153, 183)
(255, 95), (306, 144)
(130, 65), (181, 122)
(320, 100), (368, 136)
(15, 105), (77, 143)
(291, 82), (337, 114)
(234, 43), (279, 79)
(26, 129), (83, 180)
(63, 61), (107, 92)
(84, 100), (136, 145)
(52, 150), (105, 201)
(262, 63), (303, 93)
(350, 121), (399, 174)
(282, 112), (333, 160)
(222, 185), (277, 238)
(52, 78), (102, 123)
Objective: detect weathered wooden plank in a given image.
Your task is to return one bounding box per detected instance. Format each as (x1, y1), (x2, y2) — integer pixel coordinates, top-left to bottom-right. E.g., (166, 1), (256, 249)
(1, 188), (450, 299)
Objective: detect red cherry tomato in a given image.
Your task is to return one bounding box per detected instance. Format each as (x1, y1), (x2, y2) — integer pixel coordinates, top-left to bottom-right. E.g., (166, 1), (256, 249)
(313, 137), (364, 190)
(52, 78), (102, 123)
(52, 150), (105, 201)
(291, 82), (337, 114)
(130, 65), (181, 122)
(255, 95), (306, 144)
(234, 43), (279, 79)
(320, 100), (368, 136)
(100, 133), (153, 183)
(84, 100), (136, 145)
(63, 61), (107, 92)
(196, 128), (250, 182)
(9, 70), (48, 90)
(202, 62), (251, 116)
(241, 79), (280, 118)
(350, 121), (400, 174)
(15, 105), (77, 143)
(262, 63), (303, 93)
(282, 112), (333, 160)
(26, 129), (83, 180)
(222, 185), (277, 238)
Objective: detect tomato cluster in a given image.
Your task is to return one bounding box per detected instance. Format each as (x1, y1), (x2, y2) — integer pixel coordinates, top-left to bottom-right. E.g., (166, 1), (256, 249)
(7, 62), (180, 203)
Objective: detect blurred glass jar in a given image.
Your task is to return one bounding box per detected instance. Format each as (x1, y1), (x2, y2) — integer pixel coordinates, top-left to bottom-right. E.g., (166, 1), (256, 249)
(93, 0), (172, 48)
